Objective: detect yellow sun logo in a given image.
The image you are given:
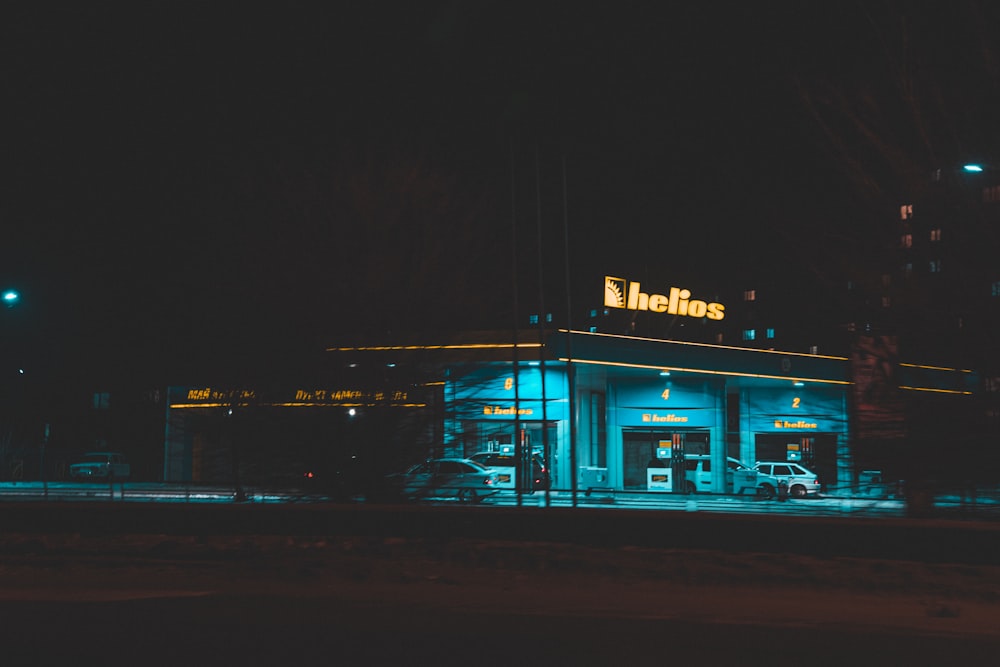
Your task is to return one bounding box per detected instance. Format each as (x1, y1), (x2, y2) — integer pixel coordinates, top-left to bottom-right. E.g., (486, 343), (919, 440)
(604, 277), (626, 308)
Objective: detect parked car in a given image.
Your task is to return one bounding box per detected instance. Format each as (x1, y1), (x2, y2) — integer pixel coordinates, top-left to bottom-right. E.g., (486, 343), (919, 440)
(753, 461), (821, 498)
(679, 455), (780, 497)
(385, 457), (500, 503)
(69, 452), (131, 480)
(468, 451), (550, 490)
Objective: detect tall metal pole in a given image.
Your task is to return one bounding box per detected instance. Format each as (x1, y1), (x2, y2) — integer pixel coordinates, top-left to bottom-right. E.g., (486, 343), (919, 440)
(511, 138), (522, 508)
(563, 155), (577, 507)
(536, 146), (550, 507)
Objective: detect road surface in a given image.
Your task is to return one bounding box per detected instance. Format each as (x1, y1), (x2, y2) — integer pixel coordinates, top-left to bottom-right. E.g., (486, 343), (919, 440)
(0, 514), (998, 665)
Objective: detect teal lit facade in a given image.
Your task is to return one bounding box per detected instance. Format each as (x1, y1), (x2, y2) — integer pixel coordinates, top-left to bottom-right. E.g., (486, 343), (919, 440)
(423, 330), (975, 494)
(162, 329), (978, 492)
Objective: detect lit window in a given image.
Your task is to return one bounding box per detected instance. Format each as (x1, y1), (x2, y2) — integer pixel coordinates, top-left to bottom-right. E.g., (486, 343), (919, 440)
(930, 228), (942, 241)
(931, 168), (941, 182)
(930, 259), (942, 273)
(93, 392), (111, 410)
(992, 281), (1000, 297)
(743, 289), (756, 301)
(900, 233), (912, 248)
(900, 204), (913, 220)
(765, 328), (775, 339)
(715, 333), (724, 344)
(545, 313), (553, 323)
(528, 314), (539, 325)
(589, 326), (598, 333)
(809, 345), (818, 354)
(742, 329), (755, 341)
(589, 309), (597, 318)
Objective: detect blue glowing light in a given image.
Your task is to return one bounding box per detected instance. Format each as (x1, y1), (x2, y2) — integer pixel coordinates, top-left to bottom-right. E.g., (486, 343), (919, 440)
(2, 289), (20, 307)
(963, 164), (984, 172)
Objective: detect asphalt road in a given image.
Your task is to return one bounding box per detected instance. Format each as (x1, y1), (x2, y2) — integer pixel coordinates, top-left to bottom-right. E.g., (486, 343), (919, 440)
(3, 594), (999, 666)
(0, 502), (998, 665)
(3, 500), (1000, 564)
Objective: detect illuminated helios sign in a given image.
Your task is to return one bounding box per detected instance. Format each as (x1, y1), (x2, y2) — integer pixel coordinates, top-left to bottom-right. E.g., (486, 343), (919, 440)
(605, 276), (725, 320)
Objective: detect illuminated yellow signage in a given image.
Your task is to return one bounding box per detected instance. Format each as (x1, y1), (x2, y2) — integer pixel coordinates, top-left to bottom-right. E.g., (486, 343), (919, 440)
(774, 420), (818, 429)
(483, 405), (534, 416)
(605, 276), (725, 320)
(293, 389), (408, 402)
(642, 413), (689, 423)
(175, 387), (414, 408)
(187, 388), (256, 402)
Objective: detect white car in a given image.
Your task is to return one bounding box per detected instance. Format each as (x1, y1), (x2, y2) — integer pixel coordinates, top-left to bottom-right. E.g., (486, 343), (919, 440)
(69, 452), (131, 480)
(682, 455), (780, 497)
(753, 461), (821, 498)
(386, 458), (500, 503)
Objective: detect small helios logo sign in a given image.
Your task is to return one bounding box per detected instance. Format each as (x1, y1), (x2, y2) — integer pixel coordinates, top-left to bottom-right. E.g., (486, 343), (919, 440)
(605, 276), (725, 320)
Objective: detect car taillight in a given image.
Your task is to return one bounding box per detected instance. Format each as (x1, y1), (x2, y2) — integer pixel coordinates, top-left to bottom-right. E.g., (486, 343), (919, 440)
(484, 478), (494, 485)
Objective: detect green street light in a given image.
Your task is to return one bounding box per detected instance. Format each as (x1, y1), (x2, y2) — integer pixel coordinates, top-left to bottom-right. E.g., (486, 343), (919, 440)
(2, 289), (20, 308)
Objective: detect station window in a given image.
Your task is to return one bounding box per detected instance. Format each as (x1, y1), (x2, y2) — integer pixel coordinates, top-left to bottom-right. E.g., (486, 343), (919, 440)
(900, 204), (913, 220)
(809, 345), (819, 354)
(930, 228), (942, 241)
(93, 392), (110, 410)
(765, 328), (775, 339)
(528, 314), (539, 325)
(930, 259), (942, 273)
(900, 233), (912, 248)
(590, 392), (606, 468)
(743, 289), (756, 301)
(589, 309), (597, 318)
(589, 326), (598, 333)
(742, 329), (756, 341)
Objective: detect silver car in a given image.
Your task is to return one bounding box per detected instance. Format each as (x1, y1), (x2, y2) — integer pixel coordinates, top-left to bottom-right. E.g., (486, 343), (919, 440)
(388, 458), (500, 503)
(753, 461), (821, 498)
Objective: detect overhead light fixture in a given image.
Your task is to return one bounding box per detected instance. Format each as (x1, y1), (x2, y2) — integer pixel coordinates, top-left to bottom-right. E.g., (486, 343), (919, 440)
(793, 380), (804, 387)
(659, 370), (671, 376)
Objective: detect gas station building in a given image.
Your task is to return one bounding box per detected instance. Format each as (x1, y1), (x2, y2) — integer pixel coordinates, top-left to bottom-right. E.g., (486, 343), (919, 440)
(164, 275), (978, 494)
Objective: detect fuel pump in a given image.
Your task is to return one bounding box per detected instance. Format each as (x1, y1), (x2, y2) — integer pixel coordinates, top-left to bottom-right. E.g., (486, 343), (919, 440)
(670, 433), (686, 494)
(801, 437), (815, 469)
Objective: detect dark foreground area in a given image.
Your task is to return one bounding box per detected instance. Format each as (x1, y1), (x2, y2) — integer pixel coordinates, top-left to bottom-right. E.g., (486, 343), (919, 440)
(0, 503), (998, 665)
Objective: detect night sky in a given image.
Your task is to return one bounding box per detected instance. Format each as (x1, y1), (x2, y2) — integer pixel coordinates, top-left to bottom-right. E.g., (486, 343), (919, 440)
(3, 2), (998, 387)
